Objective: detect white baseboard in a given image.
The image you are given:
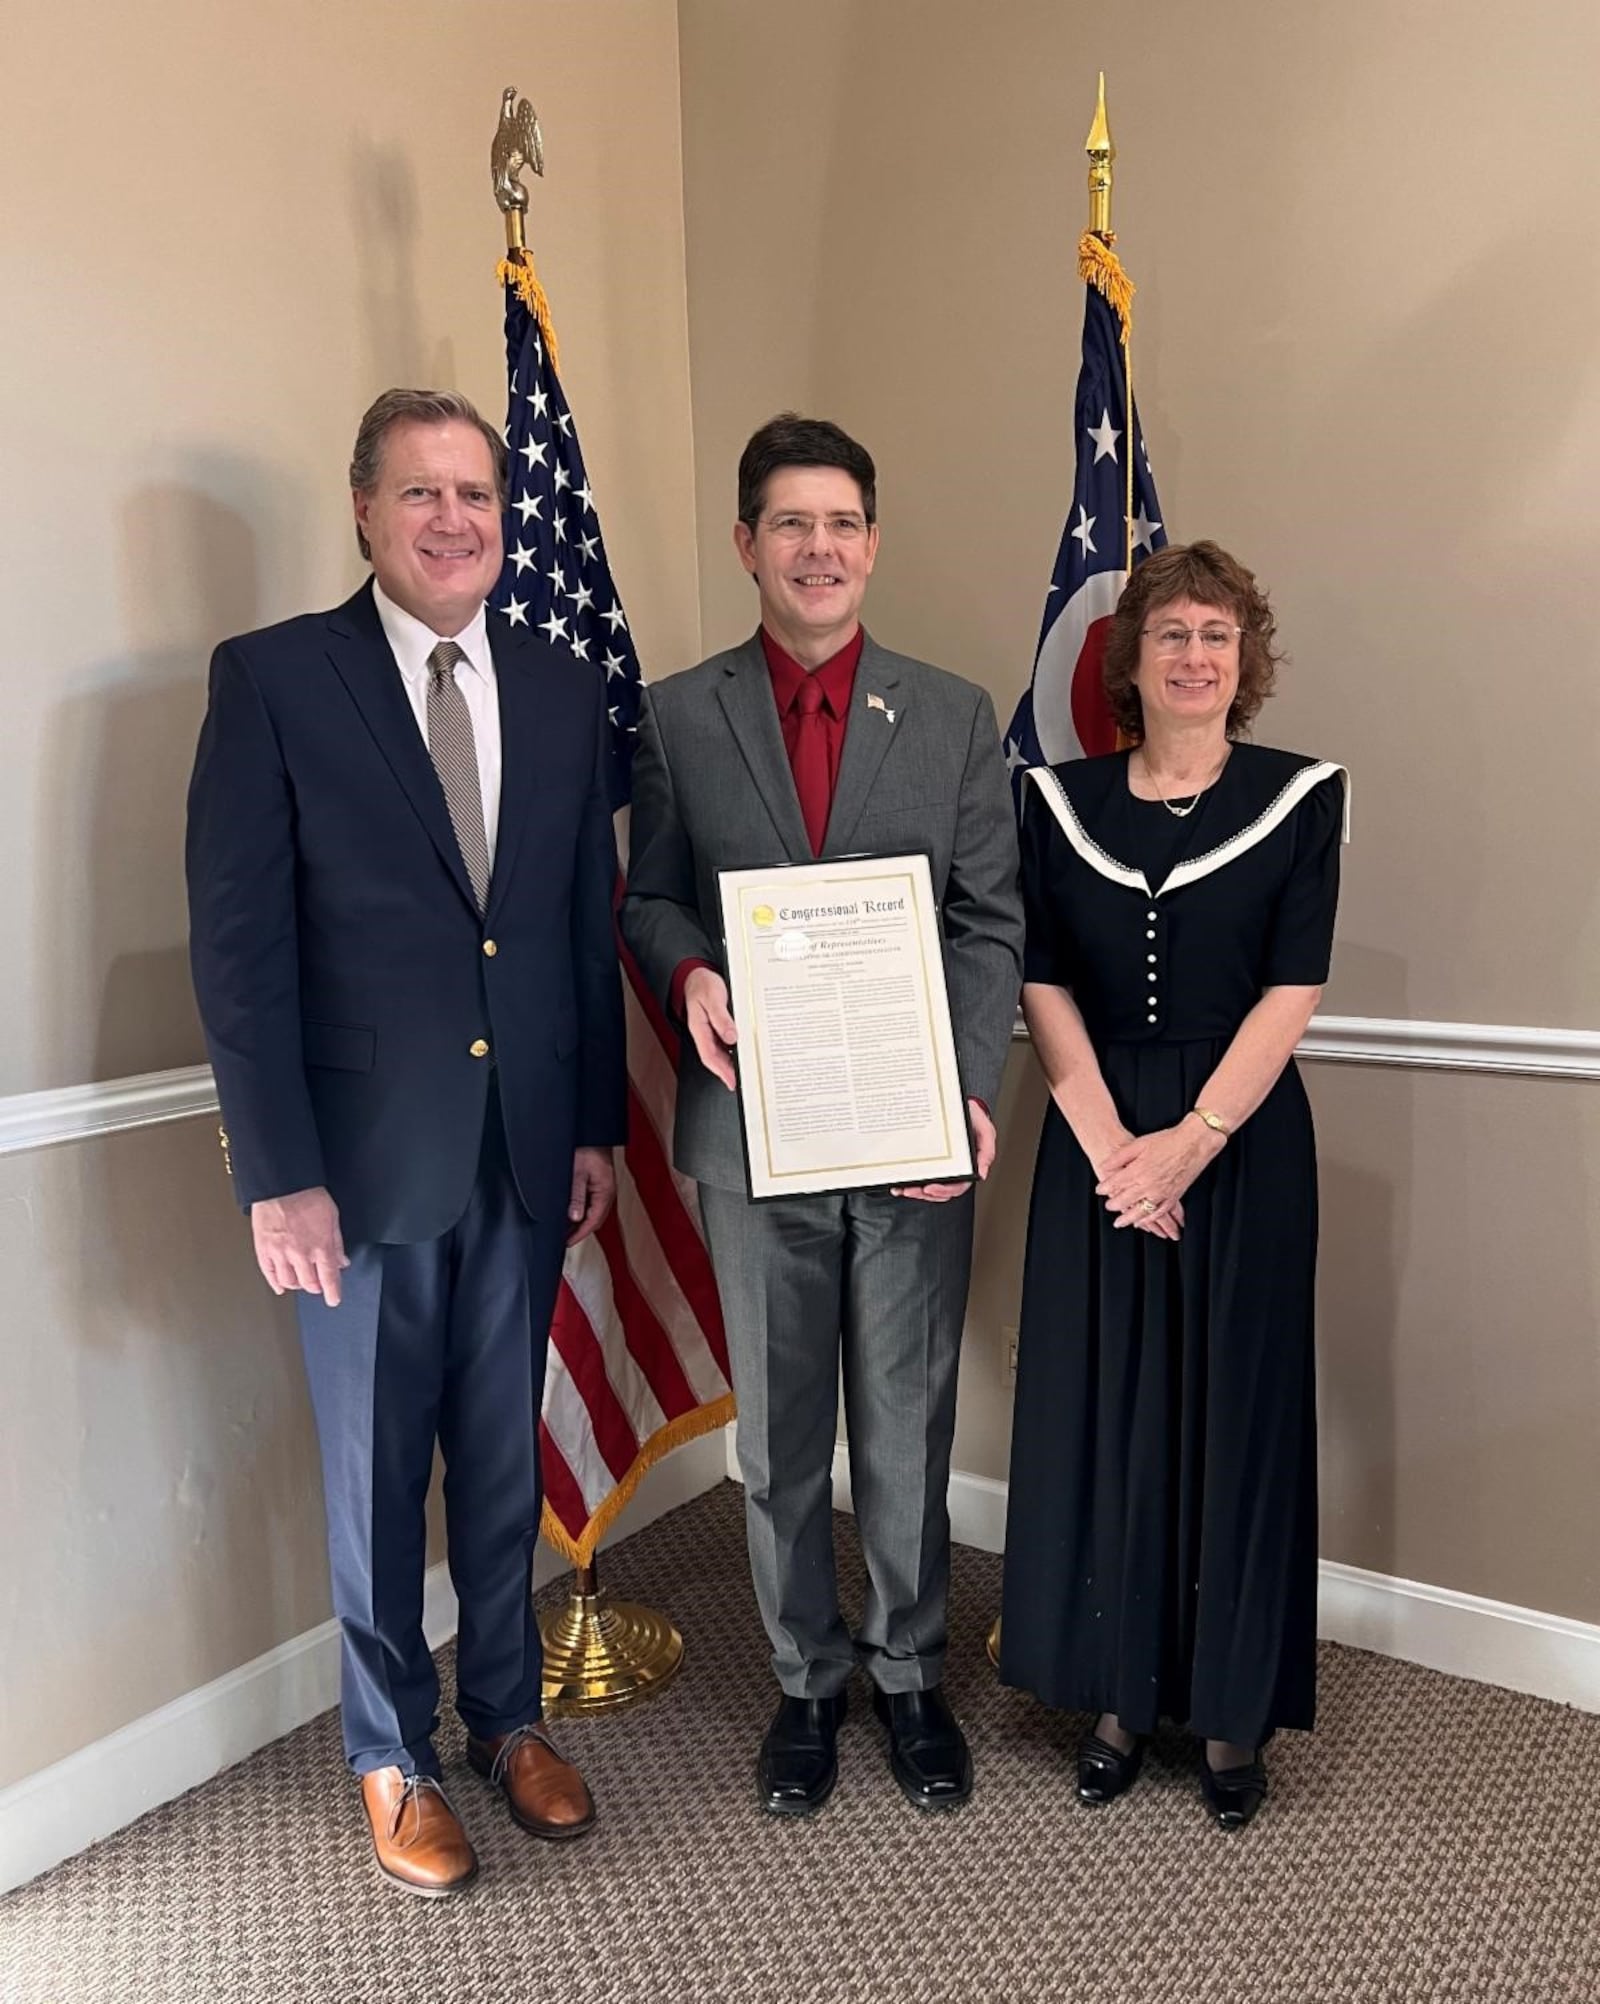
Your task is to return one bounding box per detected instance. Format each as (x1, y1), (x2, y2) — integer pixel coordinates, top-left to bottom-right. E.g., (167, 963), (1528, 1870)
(0, 1429), (728, 1895)
(817, 1447), (1600, 1717)
(1314, 1559), (1600, 1713)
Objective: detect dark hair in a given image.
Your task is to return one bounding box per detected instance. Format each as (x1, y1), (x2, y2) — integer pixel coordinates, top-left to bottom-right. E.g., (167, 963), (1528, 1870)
(737, 413), (877, 527)
(1102, 540), (1283, 741)
(348, 388), (509, 560)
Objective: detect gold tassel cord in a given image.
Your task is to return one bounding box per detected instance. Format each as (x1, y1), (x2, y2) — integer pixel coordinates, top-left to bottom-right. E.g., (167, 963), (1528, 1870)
(1077, 229), (1135, 340)
(497, 252), (562, 379)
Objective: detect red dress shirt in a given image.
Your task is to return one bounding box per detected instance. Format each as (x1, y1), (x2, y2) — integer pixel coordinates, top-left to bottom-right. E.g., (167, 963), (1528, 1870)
(761, 626), (862, 845)
(668, 627), (862, 1018)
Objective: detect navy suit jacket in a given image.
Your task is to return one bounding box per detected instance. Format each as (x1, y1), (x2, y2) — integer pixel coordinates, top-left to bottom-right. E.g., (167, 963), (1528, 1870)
(186, 581), (628, 1246)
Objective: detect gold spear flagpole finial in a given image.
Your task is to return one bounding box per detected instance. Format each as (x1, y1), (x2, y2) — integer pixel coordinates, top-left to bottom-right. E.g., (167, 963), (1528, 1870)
(1086, 69), (1114, 240)
(1077, 74), (1136, 580)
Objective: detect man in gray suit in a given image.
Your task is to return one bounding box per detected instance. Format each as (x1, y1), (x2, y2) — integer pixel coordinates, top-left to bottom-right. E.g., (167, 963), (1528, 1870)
(622, 415), (1022, 1814)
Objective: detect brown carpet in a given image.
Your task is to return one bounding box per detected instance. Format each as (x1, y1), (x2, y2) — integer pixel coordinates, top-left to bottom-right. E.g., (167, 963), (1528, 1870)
(4, 1481), (1599, 2004)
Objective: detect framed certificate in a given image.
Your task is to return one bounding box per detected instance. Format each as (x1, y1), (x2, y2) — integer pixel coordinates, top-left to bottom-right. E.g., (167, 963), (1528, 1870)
(716, 853), (974, 1200)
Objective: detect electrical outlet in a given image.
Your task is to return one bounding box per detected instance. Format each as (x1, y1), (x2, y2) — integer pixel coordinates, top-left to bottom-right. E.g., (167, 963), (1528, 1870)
(1001, 1324), (1019, 1388)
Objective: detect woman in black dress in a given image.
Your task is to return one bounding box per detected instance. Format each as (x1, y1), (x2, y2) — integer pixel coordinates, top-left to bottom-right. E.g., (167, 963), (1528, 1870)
(999, 541), (1345, 1830)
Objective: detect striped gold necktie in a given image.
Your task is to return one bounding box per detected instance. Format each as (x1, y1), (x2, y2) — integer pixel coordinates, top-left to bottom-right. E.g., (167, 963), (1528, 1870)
(425, 640), (490, 911)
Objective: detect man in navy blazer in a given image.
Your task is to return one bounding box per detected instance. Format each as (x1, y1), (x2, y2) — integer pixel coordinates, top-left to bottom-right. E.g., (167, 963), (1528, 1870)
(187, 388), (627, 1897)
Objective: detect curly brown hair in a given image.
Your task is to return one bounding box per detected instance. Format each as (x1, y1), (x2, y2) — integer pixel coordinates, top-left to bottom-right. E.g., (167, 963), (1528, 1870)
(1102, 541), (1283, 742)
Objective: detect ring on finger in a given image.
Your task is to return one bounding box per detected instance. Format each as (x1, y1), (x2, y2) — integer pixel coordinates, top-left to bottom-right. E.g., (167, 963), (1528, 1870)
(1138, 1198), (1158, 1215)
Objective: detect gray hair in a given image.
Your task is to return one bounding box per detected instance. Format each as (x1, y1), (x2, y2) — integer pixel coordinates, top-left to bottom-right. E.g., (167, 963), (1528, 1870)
(349, 388), (509, 560)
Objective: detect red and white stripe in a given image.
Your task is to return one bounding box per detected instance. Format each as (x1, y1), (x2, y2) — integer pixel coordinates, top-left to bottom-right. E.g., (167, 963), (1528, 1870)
(539, 933), (733, 1561)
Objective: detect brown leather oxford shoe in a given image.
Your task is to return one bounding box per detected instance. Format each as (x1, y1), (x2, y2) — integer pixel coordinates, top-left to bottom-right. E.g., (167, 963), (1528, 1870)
(467, 1723), (596, 1840)
(360, 1767), (479, 1898)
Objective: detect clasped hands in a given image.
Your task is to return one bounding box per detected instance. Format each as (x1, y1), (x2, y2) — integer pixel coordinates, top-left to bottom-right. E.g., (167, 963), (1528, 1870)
(683, 966), (994, 1204)
(250, 1147), (616, 1308)
(1093, 1117), (1226, 1241)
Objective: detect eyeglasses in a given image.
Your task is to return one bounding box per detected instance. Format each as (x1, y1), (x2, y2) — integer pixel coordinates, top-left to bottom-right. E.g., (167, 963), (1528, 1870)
(758, 512), (871, 543)
(1142, 623), (1243, 655)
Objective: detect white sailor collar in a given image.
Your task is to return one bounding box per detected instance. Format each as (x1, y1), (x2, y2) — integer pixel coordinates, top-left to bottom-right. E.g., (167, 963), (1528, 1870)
(1024, 757), (1349, 900)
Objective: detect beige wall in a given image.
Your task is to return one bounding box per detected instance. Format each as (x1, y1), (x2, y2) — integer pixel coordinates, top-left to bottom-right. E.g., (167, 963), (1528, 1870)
(679, 1), (1600, 1616)
(0, 0), (700, 1788)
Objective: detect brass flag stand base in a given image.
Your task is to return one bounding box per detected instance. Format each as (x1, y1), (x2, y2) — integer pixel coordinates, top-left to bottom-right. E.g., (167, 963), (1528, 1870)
(986, 1616), (1001, 1670)
(540, 1558), (685, 1716)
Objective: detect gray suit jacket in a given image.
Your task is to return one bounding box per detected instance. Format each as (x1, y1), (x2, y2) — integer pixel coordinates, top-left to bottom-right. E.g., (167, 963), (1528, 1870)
(620, 630), (1024, 1192)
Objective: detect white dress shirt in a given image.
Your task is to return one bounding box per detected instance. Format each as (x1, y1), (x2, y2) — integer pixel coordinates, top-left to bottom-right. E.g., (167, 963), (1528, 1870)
(373, 581), (502, 868)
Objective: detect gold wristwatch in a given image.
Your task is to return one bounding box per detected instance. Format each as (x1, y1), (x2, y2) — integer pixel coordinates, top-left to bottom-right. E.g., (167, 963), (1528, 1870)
(1189, 1107), (1231, 1137)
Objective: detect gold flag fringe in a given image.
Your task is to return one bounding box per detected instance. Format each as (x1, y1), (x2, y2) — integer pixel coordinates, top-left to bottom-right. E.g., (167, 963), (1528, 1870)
(497, 252), (562, 378)
(1078, 230), (1134, 343)
(538, 1391), (737, 1567)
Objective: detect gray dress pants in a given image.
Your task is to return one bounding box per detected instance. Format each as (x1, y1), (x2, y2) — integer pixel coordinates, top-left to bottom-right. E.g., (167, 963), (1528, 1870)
(698, 1184), (973, 1698)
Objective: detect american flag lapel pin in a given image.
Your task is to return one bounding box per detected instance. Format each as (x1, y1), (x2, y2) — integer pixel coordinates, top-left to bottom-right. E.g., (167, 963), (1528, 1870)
(866, 691), (896, 723)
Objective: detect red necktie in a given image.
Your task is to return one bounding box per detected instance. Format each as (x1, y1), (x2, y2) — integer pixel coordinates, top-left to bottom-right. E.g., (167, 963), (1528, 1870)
(791, 674), (830, 856)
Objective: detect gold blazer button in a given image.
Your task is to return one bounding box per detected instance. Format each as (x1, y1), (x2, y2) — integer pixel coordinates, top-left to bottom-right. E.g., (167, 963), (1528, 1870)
(482, 939), (498, 957)
(469, 1038), (491, 1059)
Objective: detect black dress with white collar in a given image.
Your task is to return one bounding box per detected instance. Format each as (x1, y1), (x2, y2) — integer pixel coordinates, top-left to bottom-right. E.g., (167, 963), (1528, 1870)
(999, 743), (1346, 1747)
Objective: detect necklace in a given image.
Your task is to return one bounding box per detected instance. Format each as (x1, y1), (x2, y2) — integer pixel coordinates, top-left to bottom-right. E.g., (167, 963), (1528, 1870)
(1138, 747), (1229, 819)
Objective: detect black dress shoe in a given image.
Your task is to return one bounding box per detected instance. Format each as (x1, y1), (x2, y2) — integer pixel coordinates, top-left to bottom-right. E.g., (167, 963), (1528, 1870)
(1075, 1730), (1146, 1806)
(872, 1685), (973, 1811)
(757, 1692), (847, 1816)
(1200, 1755), (1268, 1831)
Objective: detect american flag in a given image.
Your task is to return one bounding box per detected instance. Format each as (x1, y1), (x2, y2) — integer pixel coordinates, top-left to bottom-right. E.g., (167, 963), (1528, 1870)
(1002, 246), (1167, 795)
(492, 257), (734, 1566)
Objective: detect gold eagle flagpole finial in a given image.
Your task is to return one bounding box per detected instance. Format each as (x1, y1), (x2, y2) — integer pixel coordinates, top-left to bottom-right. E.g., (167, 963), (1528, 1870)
(491, 85), (561, 375)
(491, 84), (545, 258)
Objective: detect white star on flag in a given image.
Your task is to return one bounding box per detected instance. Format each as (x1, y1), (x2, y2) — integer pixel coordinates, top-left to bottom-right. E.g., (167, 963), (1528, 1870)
(1004, 736), (1030, 776)
(1087, 408), (1122, 463)
(1071, 505), (1097, 557)
(539, 610), (569, 644)
(503, 596), (528, 627)
(1131, 504), (1163, 555)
